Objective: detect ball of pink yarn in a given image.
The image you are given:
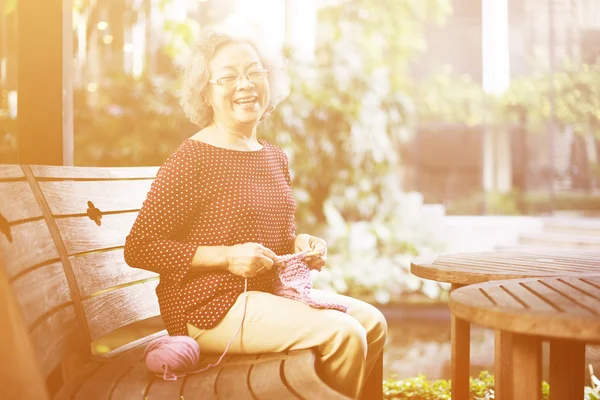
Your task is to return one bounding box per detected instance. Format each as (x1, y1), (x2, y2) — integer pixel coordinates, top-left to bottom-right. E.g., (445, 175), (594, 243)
(144, 336), (200, 380)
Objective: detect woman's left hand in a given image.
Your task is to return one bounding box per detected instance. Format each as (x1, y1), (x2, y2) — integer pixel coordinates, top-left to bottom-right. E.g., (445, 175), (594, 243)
(294, 233), (327, 270)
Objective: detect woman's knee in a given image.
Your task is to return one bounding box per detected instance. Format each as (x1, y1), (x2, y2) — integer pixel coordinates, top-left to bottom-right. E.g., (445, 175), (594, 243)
(322, 314), (368, 355)
(350, 300), (388, 341)
(369, 306), (388, 341)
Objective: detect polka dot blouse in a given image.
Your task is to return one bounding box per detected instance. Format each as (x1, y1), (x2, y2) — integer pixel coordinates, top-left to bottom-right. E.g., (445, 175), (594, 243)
(124, 138), (296, 336)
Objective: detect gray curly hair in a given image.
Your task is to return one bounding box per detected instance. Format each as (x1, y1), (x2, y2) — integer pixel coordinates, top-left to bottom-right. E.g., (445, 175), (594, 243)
(179, 30), (290, 129)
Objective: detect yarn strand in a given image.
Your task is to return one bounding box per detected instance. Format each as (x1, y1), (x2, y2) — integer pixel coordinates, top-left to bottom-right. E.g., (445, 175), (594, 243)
(144, 250), (344, 380)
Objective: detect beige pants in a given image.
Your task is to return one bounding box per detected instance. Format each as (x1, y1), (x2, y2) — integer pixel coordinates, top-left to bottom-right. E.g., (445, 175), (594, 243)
(187, 289), (387, 399)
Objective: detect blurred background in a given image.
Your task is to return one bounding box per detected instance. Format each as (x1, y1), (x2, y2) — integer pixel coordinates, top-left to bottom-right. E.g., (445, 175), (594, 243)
(1, 0), (600, 383)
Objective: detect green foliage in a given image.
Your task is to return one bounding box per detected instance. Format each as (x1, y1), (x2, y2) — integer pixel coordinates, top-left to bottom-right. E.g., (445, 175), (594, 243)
(415, 71), (497, 126)
(586, 364), (600, 400)
(260, 0), (452, 233)
(445, 190), (600, 216)
(501, 63), (600, 137)
(311, 189), (449, 304)
(412, 58), (600, 143)
(383, 371), (550, 400)
(317, 0), (451, 91)
(74, 73), (196, 166)
(384, 374), (451, 400)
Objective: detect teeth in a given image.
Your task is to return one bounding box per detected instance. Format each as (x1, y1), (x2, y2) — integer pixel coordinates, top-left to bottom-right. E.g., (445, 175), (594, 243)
(235, 97), (256, 104)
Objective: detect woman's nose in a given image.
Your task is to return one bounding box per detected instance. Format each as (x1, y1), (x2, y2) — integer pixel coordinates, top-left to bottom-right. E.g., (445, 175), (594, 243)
(235, 75), (255, 90)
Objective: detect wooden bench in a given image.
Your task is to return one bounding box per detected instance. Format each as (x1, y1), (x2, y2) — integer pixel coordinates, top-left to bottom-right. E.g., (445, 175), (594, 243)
(0, 164), (378, 399)
(449, 274), (600, 400)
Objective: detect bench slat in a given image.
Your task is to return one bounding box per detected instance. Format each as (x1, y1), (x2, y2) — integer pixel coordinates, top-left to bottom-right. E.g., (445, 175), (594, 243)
(181, 365), (221, 400)
(12, 261), (71, 327)
(79, 340), (158, 399)
(74, 363), (133, 400)
(216, 355), (259, 400)
(103, 329), (167, 360)
(1, 219), (59, 280)
(30, 305), (87, 377)
(0, 182), (43, 223)
(0, 165), (24, 179)
(283, 350), (350, 400)
(30, 165), (159, 180)
(54, 362), (104, 400)
(0, 264), (50, 400)
(109, 363), (153, 400)
(39, 180), (153, 216)
(56, 212), (137, 256)
(146, 376), (185, 400)
(250, 353), (300, 399)
(82, 280), (160, 341)
(71, 249), (158, 298)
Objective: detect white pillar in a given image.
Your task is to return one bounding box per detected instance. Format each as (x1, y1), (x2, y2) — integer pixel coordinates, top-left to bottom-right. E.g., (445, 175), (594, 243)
(482, 0), (510, 95)
(482, 0), (511, 194)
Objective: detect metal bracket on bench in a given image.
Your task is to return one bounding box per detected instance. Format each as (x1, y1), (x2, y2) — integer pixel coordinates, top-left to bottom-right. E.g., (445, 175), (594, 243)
(0, 211), (12, 242)
(86, 201), (102, 226)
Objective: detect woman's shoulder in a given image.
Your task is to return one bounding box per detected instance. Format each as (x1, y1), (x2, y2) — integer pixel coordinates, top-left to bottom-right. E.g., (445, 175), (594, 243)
(259, 139), (288, 159)
(167, 138), (205, 160)
(156, 139), (203, 176)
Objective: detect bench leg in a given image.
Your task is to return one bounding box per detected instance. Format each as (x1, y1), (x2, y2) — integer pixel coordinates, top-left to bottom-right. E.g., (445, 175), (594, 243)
(494, 330), (513, 400)
(549, 339), (585, 400)
(511, 333), (542, 400)
(359, 352), (383, 400)
(451, 314), (470, 400)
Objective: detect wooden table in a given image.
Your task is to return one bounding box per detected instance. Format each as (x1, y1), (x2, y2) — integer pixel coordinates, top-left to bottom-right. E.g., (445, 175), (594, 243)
(449, 274), (600, 400)
(410, 250), (600, 400)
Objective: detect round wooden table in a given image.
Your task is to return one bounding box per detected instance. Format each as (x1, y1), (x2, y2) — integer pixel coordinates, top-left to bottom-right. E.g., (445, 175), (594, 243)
(410, 250), (600, 400)
(450, 274), (600, 400)
(411, 250), (600, 286)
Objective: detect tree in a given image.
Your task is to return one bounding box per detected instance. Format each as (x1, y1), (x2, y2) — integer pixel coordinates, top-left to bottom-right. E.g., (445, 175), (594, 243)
(261, 0), (452, 232)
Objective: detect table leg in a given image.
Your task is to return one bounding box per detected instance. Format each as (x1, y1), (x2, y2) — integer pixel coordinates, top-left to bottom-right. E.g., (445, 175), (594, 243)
(494, 330), (513, 400)
(511, 333), (542, 400)
(451, 314), (470, 400)
(549, 339), (585, 400)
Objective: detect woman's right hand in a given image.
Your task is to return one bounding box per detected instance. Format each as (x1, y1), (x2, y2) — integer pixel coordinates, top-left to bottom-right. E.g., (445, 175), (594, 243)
(226, 243), (280, 278)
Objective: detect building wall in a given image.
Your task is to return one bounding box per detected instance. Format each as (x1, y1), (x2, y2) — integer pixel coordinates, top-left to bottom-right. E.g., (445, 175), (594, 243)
(411, 0), (483, 82)
(412, 0), (599, 82)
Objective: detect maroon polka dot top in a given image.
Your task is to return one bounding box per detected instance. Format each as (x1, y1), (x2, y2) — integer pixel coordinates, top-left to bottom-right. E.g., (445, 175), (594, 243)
(124, 138), (296, 336)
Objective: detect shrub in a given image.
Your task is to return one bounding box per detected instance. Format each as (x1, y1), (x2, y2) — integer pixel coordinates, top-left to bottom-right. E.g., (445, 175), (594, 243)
(445, 190), (600, 216)
(384, 366), (600, 400)
(383, 371), (547, 400)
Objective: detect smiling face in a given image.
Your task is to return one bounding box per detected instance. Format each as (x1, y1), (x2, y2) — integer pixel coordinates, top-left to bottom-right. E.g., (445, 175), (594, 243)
(207, 42), (270, 130)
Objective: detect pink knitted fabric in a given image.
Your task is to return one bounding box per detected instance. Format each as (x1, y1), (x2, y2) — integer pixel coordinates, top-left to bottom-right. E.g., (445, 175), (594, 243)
(274, 252), (348, 313)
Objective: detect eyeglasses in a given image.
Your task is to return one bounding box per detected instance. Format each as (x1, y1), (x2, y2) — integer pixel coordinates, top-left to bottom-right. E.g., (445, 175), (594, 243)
(209, 68), (269, 87)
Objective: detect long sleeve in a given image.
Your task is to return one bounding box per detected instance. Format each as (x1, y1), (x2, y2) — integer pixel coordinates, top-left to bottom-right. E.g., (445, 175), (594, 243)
(282, 152), (297, 253)
(124, 147), (201, 284)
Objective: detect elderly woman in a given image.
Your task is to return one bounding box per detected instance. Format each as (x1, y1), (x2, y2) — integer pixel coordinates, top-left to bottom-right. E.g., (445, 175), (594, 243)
(124, 30), (386, 399)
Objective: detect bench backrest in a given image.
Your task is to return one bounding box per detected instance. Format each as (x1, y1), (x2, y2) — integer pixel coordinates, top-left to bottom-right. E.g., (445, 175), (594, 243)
(0, 164), (161, 384)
